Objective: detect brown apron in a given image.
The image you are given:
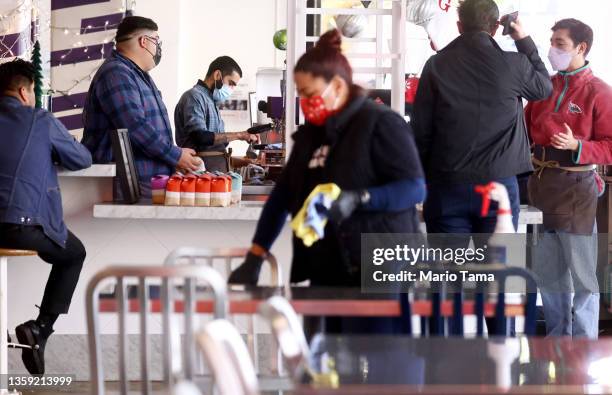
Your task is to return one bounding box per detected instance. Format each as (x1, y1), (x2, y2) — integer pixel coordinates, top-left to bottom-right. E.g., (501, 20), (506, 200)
(528, 146), (597, 235)
(197, 148), (232, 173)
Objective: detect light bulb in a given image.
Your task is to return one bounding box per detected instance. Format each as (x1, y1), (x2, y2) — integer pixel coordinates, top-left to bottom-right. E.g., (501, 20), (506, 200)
(63, 28), (69, 35)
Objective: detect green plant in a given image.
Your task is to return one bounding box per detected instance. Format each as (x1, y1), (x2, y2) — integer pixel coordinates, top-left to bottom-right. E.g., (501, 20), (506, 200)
(31, 40), (44, 108)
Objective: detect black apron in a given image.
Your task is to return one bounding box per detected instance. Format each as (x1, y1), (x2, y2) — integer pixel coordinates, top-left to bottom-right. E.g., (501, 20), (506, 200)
(197, 146), (232, 173)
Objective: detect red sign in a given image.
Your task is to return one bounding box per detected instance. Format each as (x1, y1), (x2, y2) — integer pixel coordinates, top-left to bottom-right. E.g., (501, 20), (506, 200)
(405, 76), (420, 104)
(439, 0), (451, 12)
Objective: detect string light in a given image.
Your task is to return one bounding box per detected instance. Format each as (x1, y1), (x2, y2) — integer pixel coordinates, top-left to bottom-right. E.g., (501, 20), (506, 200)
(0, 0), (137, 112)
(0, 0), (32, 59)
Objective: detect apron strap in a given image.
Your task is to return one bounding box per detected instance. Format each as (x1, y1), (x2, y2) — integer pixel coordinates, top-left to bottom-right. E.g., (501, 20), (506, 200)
(532, 156), (596, 178)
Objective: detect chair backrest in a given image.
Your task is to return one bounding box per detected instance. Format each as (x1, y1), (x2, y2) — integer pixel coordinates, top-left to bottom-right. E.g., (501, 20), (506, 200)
(197, 319), (260, 395)
(164, 247), (282, 287)
(405, 263), (539, 337)
(416, 264), (538, 337)
(165, 247), (284, 377)
(258, 296), (310, 375)
(86, 264), (228, 395)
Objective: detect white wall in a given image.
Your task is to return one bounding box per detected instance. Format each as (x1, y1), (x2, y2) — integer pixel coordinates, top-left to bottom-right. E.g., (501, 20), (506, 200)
(138, 0), (183, 132)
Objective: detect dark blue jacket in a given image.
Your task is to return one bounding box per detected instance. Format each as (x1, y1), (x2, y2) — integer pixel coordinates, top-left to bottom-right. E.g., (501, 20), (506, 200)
(0, 96), (92, 247)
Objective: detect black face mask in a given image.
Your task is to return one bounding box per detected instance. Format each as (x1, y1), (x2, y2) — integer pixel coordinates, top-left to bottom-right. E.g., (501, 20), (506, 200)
(144, 38), (162, 66)
(151, 42), (162, 66)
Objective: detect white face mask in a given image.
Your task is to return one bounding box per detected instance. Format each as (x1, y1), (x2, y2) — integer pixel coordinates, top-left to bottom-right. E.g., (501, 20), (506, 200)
(548, 46), (574, 71)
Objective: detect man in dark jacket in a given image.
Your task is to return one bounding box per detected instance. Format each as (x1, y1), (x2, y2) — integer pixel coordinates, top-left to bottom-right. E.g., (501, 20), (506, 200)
(413, 0), (553, 233)
(0, 59), (92, 374)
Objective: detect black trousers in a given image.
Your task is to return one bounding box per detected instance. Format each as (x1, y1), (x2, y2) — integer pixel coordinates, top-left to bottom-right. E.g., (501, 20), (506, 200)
(0, 223), (85, 315)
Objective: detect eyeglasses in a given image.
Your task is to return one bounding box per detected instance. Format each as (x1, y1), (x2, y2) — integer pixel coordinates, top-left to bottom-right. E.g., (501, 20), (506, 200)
(143, 35), (162, 48)
(116, 34), (163, 47)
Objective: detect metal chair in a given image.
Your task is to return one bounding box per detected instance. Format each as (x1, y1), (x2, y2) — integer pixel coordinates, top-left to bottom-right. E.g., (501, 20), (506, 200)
(164, 247), (282, 287)
(196, 319), (260, 395)
(164, 247), (282, 374)
(430, 264), (537, 337)
(460, 264), (538, 337)
(86, 264), (227, 395)
(413, 264), (538, 337)
(258, 296), (310, 376)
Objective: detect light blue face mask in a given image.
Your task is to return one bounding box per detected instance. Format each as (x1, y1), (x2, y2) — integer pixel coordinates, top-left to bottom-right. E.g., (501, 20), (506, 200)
(212, 79), (233, 102)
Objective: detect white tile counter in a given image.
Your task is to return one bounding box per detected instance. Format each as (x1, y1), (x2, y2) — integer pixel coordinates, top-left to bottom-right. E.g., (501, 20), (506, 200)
(57, 164), (116, 177)
(93, 201), (543, 225)
(93, 201), (265, 221)
(517, 205), (543, 225)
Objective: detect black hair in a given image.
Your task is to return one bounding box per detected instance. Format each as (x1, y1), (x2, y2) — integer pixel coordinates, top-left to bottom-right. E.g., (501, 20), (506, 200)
(115, 16), (158, 42)
(205, 56), (243, 79)
(295, 29), (364, 98)
(0, 58), (35, 94)
(552, 18), (594, 56)
(458, 0), (499, 33)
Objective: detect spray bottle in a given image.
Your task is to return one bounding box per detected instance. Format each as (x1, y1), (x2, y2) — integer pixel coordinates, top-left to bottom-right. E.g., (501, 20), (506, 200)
(474, 182), (519, 329)
(474, 182), (515, 236)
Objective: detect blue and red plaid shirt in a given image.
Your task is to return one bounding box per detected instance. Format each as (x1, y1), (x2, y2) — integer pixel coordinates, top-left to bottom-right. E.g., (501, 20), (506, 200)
(82, 50), (181, 196)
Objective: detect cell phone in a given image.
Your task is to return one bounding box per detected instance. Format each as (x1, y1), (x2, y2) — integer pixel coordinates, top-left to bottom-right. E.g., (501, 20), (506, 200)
(501, 11), (518, 36)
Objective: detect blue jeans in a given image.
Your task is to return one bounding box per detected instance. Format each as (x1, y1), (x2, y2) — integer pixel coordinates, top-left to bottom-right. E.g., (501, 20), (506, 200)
(423, 177), (520, 335)
(532, 227), (600, 339)
(423, 177), (520, 233)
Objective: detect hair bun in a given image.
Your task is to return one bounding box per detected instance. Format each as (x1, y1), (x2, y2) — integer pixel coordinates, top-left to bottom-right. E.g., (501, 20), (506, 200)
(316, 29), (343, 52)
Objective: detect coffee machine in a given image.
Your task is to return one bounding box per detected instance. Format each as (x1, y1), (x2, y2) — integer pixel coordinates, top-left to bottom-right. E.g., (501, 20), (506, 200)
(245, 67), (298, 183)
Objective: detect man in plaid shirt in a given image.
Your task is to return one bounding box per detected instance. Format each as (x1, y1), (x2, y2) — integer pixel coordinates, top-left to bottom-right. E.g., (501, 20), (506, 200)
(82, 16), (200, 197)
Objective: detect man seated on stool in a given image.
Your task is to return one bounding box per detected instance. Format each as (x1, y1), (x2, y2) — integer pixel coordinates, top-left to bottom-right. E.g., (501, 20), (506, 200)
(0, 59), (92, 374)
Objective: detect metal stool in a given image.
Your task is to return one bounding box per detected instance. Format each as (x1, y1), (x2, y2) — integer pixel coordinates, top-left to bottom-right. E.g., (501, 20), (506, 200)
(0, 249), (37, 395)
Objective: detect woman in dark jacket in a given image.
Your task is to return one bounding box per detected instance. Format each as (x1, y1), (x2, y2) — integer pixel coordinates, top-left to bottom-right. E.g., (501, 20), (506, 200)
(229, 29), (426, 332)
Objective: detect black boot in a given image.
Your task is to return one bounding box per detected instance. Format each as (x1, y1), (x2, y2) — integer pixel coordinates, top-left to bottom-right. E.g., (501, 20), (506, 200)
(15, 320), (53, 375)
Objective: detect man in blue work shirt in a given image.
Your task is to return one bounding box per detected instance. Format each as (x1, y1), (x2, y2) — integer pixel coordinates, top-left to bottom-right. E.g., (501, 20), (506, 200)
(175, 56), (258, 172)
(82, 16), (200, 197)
(0, 59), (92, 375)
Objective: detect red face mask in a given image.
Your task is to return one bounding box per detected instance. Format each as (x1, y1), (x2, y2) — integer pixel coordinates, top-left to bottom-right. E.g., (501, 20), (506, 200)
(300, 85), (336, 126)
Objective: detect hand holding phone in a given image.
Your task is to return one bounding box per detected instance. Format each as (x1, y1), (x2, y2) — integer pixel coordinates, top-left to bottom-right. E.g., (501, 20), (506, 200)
(501, 11), (518, 36)
(247, 123), (274, 134)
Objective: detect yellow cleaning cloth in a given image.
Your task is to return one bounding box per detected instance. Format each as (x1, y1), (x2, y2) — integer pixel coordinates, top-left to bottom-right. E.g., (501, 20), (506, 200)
(290, 183), (342, 247)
